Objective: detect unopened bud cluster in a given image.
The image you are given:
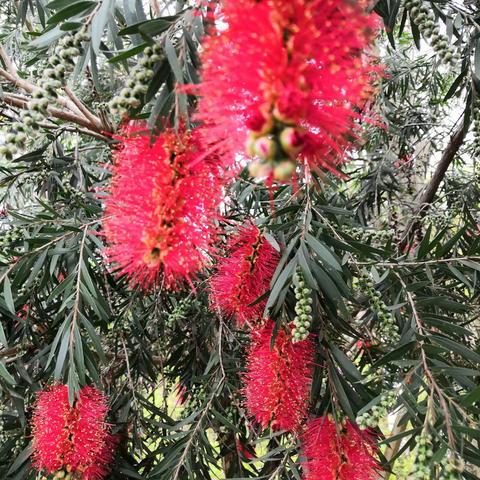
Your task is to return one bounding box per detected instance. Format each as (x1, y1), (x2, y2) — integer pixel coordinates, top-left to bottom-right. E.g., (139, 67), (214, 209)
(357, 390), (396, 429)
(167, 297), (194, 326)
(0, 226), (23, 247)
(292, 271), (313, 342)
(404, 0), (458, 65)
(27, 28), (90, 122)
(359, 272), (400, 345)
(344, 226), (394, 246)
(0, 122), (28, 159)
(246, 111), (305, 182)
(60, 173), (84, 201)
(472, 104), (480, 158)
(410, 433), (434, 479)
(109, 43), (164, 114)
(0, 29), (89, 159)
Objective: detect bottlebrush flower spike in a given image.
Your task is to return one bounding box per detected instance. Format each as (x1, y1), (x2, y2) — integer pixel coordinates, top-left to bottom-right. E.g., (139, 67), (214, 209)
(195, 0), (381, 181)
(31, 385), (116, 479)
(243, 321), (314, 431)
(103, 124), (223, 291)
(302, 416), (380, 480)
(209, 224), (280, 325)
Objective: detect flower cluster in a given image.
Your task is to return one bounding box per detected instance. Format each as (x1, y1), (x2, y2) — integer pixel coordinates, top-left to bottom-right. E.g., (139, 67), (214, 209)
(243, 321), (314, 431)
(41, 29), (90, 95)
(31, 385), (115, 480)
(359, 271), (401, 345)
(404, 0), (458, 65)
(103, 124), (223, 290)
(357, 389), (397, 429)
(410, 433), (434, 479)
(473, 104), (480, 159)
(0, 29), (90, 160)
(302, 416), (380, 480)
(344, 226), (395, 246)
(209, 224), (280, 325)
(293, 270), (313, 342)
(195, 0), (380, 182)
(109, 43), (164, 114)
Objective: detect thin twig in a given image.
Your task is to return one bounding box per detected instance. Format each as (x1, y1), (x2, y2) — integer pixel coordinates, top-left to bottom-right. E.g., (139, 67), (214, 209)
(1, 94), (106, 134)
(393, 271), (456, 449)
(69, 225), (89, 352)
(356, 256), (480, 268)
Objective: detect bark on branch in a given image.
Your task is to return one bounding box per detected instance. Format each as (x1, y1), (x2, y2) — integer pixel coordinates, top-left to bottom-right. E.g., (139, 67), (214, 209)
(1, 94), (110, 140)
(399, 119), (468, 250)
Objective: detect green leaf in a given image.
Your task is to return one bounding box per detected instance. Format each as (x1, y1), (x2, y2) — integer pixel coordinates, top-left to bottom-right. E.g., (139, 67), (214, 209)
(417, 224), (432, 259)
(91, 0), (113, 54)
(474, 39), (480, 81)
(165, 37), (183, 84)
(372, 341), (417, 369)
(431, 335), (480, 365)
(0, 320), (7, 347)
(54, 326), (71, 379)
(46, 1), (96, 24)
(330, 367), (355, 419)
(80, 314), (106, 362)
(118, 14), (181, 36)
(305, 233), (342, 271)
(6, 443), (32, 475)
(330, 344), (363, 383)
(30, 25), (64, 48)
(444, 69), (467, 101)
(3, 275), (15, 315)
(297, 242), (317, 290)
(264, 257), (296, 314)
(461, 385), (480, 406)
(108, 43), (148, 63)
(0, 361), (16, 385)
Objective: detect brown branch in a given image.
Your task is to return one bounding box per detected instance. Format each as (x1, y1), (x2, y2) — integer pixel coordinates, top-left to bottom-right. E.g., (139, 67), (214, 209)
(0, 67), (83, 117)
(399, 119), (468, 250)
(0, 99), (110, 141)
(150, 0), (161, 16)
(1, 94), (108, 138)
(0, 44), (17, 74)
(64, 86), (106, 132)
(0, 44), (108, 134)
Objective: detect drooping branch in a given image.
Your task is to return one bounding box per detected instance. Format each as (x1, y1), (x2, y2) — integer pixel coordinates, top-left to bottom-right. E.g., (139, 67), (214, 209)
(0, 44), (112, 136)
(399, 118), (468, 249)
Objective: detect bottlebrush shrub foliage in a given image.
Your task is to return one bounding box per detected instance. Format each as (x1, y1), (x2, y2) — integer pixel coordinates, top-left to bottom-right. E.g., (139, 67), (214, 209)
(301, 416), (380, 480)
(209, 224), (280, 324)
(1, 0), (480, 479)
(243, 321), (314, 431)
(103, 124), (223, 290)
(195, 0), (380, 181)
(31, 385), (115, 479)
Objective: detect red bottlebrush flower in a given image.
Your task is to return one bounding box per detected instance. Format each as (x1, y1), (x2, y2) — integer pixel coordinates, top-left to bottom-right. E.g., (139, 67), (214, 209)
(209, 224), (280, 325)
(31, 385), (115, 479)
(195, 0), (381, 180)
(302, 416), (380, 480)
(243, 321), (314, 431)
(31, 385), (70, 473)
(103, 124), (223, 291)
